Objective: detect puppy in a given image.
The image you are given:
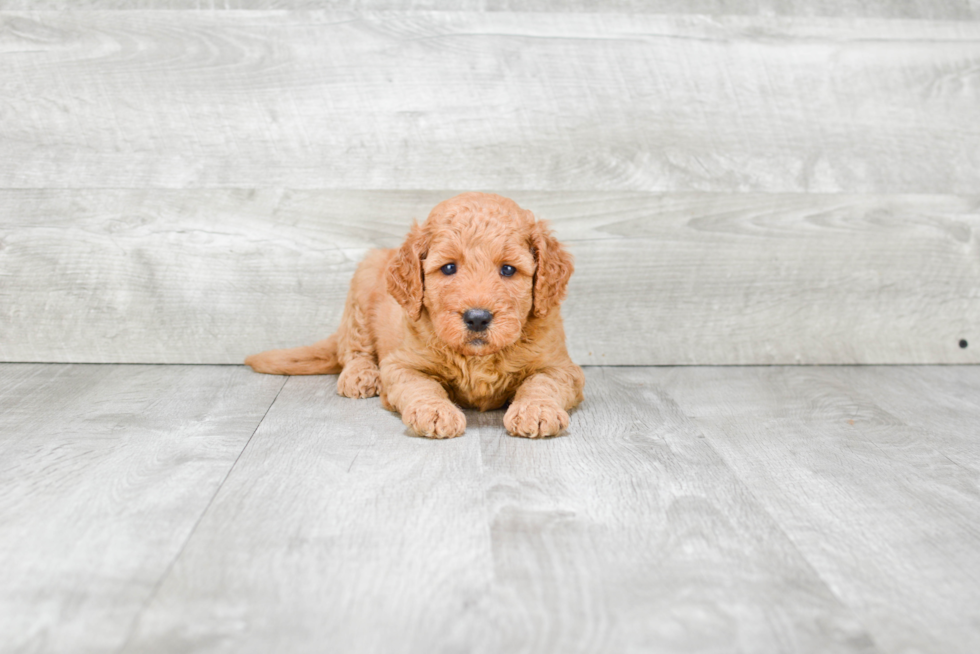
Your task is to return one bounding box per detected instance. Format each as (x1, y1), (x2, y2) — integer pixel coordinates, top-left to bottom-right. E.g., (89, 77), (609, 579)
(245, 192), (585, 439)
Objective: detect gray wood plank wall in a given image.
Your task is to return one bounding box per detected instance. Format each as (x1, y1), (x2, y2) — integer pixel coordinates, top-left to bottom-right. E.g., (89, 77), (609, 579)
(2, 2), (979, 18)
(1, 8), (978, 364)
(2, 190), (978, 364)
(4, 11), (979, 192)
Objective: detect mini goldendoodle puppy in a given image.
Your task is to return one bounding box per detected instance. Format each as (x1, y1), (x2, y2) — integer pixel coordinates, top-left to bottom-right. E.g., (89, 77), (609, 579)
(245, 192), (585, 439)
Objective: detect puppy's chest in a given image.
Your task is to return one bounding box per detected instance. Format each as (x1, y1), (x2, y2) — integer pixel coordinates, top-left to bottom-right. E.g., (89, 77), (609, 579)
(444, 357), (522, 411)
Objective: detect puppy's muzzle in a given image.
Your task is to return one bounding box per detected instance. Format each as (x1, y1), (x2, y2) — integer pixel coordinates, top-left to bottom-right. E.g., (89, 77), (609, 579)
(463, 308), (493, 332)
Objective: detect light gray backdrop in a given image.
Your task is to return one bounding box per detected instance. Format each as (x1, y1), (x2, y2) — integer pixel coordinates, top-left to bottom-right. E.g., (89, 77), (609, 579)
(1, 3), (978, 364)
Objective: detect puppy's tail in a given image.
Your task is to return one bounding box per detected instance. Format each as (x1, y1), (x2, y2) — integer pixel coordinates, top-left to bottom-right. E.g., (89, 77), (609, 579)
(244, 334), (343, 375)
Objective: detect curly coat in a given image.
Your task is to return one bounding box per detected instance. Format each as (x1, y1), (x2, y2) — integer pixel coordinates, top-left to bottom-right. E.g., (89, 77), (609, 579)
(245, 192), (585, 438)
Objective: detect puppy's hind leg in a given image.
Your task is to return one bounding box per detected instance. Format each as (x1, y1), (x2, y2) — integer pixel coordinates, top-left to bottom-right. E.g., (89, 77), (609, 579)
(244, 334), (342, 375)
(335, 299), (382, 399)
(246, 255), (381, 397)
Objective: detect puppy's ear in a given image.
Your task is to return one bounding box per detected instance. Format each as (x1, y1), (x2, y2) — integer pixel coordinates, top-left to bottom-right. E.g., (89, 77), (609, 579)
(529, 217), (574, 318)
(386, 221), (428, 321)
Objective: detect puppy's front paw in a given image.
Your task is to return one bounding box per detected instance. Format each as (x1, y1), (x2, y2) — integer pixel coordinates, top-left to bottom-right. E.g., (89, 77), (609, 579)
(403, 400), (466, 439)
(504, 401), (569, 438)
(337, 359), (381, 399)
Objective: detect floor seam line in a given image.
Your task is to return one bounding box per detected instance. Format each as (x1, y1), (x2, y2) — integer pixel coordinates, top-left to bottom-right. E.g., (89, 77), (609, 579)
(655, 378), (888, 654)
(114, 375), (290, 654)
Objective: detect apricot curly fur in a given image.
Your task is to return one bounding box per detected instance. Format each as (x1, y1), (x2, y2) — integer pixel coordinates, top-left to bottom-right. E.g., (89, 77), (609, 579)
(245, 192), (585, 439)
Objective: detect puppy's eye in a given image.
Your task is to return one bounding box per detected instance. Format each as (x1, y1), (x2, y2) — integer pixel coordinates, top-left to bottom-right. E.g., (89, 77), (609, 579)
(500, 264), (516, 277)
(440, 263), (457, 275)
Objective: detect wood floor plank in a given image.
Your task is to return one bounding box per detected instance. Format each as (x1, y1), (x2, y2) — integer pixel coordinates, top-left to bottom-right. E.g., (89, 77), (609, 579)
(830, 366), (980, 474)
(121, 375), (494, 654)
(464, 367), (876, 654)
(125, 367), (878, 654)
(2, 11), (979, 192)
(6, 364), (979, 652)
(2, 190), (977, 366)
(654, 366), (980, 654)
(0, 363), (284, 654)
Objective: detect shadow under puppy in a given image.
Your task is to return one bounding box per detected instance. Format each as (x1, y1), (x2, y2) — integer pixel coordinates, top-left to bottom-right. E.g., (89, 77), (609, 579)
(245, 192), (585, 439)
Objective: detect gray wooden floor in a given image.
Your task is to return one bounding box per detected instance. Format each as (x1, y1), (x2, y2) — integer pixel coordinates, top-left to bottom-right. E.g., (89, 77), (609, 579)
(2, 364), (979, 653)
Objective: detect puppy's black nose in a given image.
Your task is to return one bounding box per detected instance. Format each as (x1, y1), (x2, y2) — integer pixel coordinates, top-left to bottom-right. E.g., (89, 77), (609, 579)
(463, 308), (493, 332)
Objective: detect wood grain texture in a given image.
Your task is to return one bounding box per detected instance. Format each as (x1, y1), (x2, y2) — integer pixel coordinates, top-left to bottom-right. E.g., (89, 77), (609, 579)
(465, 366), (875, 654)
(2, 189), (977, 365)
(0, 363), (284, 654)
(123, 367), (877, 654)
(2, 11), (979, 192)
(1, 1), (978, 18)
(5, 363), (980, 652)
(830, 365), (980, 474)
(654, 365), (980, 654)
(122, 374), (496, 654)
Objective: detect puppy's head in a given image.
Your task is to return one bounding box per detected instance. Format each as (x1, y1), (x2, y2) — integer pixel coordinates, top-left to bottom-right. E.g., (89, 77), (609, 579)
(386, 193), (573, 356)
